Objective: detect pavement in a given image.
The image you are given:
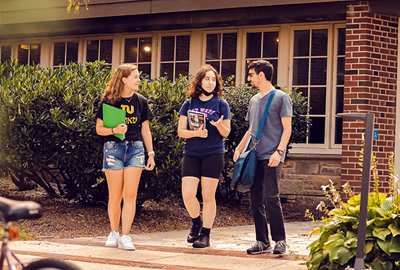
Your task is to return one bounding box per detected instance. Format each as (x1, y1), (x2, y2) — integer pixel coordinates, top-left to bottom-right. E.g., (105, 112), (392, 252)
(7, 221), (320, 270)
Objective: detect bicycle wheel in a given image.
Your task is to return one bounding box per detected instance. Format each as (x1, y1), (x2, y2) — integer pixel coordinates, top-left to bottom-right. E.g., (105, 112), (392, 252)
(22, 258), (81, 270)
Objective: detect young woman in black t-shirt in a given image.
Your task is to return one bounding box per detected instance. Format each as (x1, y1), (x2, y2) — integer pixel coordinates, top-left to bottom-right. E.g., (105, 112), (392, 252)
(96, 64), (155, 251)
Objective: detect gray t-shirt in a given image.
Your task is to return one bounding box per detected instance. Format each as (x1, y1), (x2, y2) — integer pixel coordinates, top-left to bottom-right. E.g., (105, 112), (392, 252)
(246, 89), (292, 162)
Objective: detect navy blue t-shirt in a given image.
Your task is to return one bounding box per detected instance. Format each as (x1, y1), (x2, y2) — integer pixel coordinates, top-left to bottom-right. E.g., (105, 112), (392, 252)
(179, 96), (231, 156)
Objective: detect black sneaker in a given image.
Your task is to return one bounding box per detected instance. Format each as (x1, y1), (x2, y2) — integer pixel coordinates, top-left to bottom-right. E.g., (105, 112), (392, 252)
(273, 240), (287, 254)
(246, 241), (273, 255)
(187, 222), (203, 243)
(192, 233), (210, 248)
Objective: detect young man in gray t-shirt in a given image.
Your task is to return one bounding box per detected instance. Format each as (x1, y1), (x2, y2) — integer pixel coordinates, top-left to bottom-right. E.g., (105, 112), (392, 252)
(234, 60), (292, 255)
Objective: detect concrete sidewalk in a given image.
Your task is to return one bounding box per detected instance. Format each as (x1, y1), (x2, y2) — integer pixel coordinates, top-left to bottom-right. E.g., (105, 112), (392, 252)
(8, 221), (319, 270)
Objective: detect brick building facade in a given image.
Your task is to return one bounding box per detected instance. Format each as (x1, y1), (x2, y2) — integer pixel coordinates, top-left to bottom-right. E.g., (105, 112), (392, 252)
(0, 0), (399, 208)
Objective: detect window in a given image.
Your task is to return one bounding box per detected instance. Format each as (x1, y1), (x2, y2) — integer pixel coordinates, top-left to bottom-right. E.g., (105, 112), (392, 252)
(53, 42), (79, 66)
(245, 31), (279, 86)
(333, 27), (346, 145)
(86, 39), (112, 67)
(292, 28), (328, 145)
(124, 37), (152, 77)
(206, 32), (237, 81)
(18, 44), (41, 66)
(160, 35), (190, 79)
(1, 45), (12, 63)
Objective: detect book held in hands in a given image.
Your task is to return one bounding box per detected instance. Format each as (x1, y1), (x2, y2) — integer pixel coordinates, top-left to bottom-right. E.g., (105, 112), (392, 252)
(188, 110), (206, 131)
(103, 103), (126, 140)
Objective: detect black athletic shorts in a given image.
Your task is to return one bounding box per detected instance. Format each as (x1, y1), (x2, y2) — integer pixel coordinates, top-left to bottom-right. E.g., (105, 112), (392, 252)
(181, 153), (225, 179)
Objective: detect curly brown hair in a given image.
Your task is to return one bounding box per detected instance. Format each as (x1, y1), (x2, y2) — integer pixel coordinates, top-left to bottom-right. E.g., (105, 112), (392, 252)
(188, 64), (224, 98)
(102, 64), (138, 105)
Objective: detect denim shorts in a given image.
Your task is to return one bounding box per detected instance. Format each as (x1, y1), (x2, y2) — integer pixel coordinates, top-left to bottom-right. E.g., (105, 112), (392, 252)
(102, 140), (145, 171)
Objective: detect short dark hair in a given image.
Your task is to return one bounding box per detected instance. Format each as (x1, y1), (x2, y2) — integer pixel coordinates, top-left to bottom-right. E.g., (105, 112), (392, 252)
(248, 60), (274, 82)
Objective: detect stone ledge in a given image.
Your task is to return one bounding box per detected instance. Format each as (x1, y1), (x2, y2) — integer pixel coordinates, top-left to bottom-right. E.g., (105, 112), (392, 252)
(286, 153), (341, 161)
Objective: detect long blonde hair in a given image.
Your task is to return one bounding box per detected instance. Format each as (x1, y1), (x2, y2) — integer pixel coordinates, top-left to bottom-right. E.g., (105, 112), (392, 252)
(102, 64), (138, 105)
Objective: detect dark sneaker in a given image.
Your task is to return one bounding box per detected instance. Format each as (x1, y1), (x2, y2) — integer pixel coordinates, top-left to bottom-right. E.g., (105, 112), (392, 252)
(246, 241), (273, 255)
(187, 222), (203, 243)
(192, 233), (210, 248)
(273, 240), (287, 254)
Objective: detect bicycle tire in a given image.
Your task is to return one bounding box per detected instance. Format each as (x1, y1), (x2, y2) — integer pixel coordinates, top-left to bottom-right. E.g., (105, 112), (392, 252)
(22, 258), (81, 270)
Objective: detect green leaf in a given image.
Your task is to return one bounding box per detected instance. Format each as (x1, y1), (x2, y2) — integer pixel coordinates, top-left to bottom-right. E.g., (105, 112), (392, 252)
(389, 235), (400, 253)
(373, 228), (391, 241)
(378, 237), (391, 255)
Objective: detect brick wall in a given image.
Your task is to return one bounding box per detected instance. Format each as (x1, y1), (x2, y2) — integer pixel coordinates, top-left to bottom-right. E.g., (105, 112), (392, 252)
(342, 1), (398, 194)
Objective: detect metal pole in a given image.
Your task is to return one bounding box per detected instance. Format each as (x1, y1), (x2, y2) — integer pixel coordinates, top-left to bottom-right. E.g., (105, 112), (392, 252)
(354, 113), (374, 270)
(337, 113), (374, 270)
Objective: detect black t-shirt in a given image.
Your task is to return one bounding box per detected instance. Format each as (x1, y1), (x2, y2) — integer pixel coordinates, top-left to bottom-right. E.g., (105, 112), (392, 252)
(96, 93), (153, 142)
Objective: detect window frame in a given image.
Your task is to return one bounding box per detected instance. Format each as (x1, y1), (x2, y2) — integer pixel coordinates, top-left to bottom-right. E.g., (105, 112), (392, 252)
(331, 23), (346, 149)
(242, 27), (281, 86)
(157, 31), (191, 80)
(16, 41), (42, 66)
(287, 23), (344, 154)
(51, 38), (80, 67)
(121, 34), (156, 77)
(83, 36), (114, 67)
(202, 29), (239, 81)
(0, 43), (13, 63)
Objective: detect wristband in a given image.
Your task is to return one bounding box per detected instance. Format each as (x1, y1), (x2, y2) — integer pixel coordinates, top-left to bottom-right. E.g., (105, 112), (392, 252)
(111, 128), (114, 134)
(148, 151), (155, 156)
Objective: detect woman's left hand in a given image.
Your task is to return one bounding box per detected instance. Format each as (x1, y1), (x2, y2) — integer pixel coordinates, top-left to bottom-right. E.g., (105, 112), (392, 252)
(145, 155), (155, 170)
(210, 115), (224, 128)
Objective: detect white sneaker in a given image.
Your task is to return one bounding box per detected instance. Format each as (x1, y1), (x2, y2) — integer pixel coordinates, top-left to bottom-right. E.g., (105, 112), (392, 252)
(105, 231), (119, 247)
(118, 235), (136, 250)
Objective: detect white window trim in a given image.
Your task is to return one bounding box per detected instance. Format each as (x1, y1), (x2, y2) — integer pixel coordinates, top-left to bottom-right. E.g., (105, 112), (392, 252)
(15, 40), (42, 66)
(331, 23), (346, 149)
(288, 23), (333, 151)
(83, 36), (114, 65)
(121, 34), (156, 78)
(242, 26), (281, 85)
(202, 29), (239, 80)
(0, 43), (13, 62)
(51, 38), (80, 67)
(156, 31), (191, 79)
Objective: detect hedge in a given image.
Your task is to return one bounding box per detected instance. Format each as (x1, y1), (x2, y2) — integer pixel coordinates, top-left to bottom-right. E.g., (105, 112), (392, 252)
(0, 61), (310, 205)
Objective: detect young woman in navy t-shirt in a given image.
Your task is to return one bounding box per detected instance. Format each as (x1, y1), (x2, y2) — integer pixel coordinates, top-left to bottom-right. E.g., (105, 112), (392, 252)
(178, 64), (231, 248)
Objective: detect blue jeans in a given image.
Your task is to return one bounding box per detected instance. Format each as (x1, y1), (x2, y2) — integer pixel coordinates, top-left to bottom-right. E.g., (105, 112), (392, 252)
(102, 140), (145, 171)
(250, 160), (285, 244)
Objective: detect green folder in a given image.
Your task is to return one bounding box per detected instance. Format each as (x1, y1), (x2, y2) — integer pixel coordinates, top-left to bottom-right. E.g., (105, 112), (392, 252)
(103, 103), (126, 140)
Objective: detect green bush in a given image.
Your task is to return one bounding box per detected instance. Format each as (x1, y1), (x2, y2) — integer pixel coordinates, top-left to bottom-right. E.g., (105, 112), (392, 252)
(0, 60), (109, 201)
(0, 61), (310, 205)
(307, 151), (400, 270)
(138, 76), (187, 203)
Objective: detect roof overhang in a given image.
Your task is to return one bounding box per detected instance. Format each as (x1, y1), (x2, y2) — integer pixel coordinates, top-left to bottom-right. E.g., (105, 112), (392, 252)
(0, 1), (348, 39)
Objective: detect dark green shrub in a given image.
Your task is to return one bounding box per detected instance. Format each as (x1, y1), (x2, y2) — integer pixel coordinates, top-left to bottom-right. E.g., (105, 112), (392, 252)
(0, 60), (109, 201)
(138, 76), (188, 203)
(0, 61), (309, 205)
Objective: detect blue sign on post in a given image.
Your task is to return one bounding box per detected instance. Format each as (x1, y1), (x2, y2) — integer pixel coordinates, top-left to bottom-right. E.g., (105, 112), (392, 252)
(373, 130), (379, 140)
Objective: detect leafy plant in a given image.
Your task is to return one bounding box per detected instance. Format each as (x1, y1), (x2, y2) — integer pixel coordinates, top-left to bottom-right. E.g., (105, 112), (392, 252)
(306, 149), (400, 270)
(0, 61), (310, 205)
(0, 60), (109, 202)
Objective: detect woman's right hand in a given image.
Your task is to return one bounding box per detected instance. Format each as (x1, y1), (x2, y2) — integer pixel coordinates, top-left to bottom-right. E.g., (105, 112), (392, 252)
(197, 124), (208, 138)
(114, 123), (128, 134)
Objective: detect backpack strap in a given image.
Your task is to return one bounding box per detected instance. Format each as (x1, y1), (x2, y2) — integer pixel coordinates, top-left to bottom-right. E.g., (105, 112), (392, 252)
(254, 89), (277, 143)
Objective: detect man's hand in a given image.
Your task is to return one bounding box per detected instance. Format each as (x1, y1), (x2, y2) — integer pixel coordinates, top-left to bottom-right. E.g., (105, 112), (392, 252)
(233, 148), (241, 162)
(268, 151), (281, 167)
